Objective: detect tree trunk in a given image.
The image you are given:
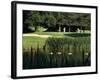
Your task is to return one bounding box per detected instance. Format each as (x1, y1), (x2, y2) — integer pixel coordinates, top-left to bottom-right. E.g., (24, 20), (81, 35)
(63, 27), (66, 32)
(68, 26), (70, 32)
(59, 25), (61, 32)
(80, 26), (83, 33)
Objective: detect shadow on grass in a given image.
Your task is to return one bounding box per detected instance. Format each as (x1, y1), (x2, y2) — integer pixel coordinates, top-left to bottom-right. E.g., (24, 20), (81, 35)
(64, 33), (90, 37)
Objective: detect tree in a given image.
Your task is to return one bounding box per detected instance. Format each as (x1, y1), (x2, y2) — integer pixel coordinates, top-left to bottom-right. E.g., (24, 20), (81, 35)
(76, 13), (91, 32)
(25, 11), (44, 31)
(23, 10), (33, 33)
(44, 12), (57, 31)
(23, 11), (91, 32)
(56, 12), (63, 32)
(60, 13), (73, 32)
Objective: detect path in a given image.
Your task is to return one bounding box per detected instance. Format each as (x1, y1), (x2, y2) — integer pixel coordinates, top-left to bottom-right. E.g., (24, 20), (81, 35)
(23, 34), (52, 38)
(23, 33), (73, 39)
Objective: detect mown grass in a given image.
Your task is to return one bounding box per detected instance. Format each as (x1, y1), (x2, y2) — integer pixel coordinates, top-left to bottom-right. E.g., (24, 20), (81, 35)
(33, 32), (90, 37)
(23, 36), (47, 49)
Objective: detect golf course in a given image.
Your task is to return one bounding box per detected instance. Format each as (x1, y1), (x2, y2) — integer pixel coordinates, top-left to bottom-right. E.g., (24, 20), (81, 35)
(22, 10), (91, 69)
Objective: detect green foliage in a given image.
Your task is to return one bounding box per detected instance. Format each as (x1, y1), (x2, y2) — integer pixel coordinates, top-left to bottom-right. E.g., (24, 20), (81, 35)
(35, 26), (47, 32)
(45, 15), (56, 27)
(23, 10), (91, 32)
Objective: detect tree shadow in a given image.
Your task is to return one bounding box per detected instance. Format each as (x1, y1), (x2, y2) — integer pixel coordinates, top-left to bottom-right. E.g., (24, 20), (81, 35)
(64, 33), (90, 37)
(23, 27), (34, 33)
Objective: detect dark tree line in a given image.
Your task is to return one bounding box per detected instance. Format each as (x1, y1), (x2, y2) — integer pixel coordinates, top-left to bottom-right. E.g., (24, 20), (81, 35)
(23, 10), (91, 33)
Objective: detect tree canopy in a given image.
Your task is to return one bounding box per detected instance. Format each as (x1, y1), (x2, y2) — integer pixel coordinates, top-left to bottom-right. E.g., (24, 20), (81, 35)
(23, 10), (91, 32)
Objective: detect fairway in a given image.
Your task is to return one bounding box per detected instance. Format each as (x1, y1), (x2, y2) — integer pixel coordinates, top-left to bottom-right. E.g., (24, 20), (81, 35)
(23, 36), (47, 49)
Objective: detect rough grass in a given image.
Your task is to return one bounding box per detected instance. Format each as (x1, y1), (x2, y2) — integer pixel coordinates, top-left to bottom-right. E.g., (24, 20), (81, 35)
(23, 32), (91, 69)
